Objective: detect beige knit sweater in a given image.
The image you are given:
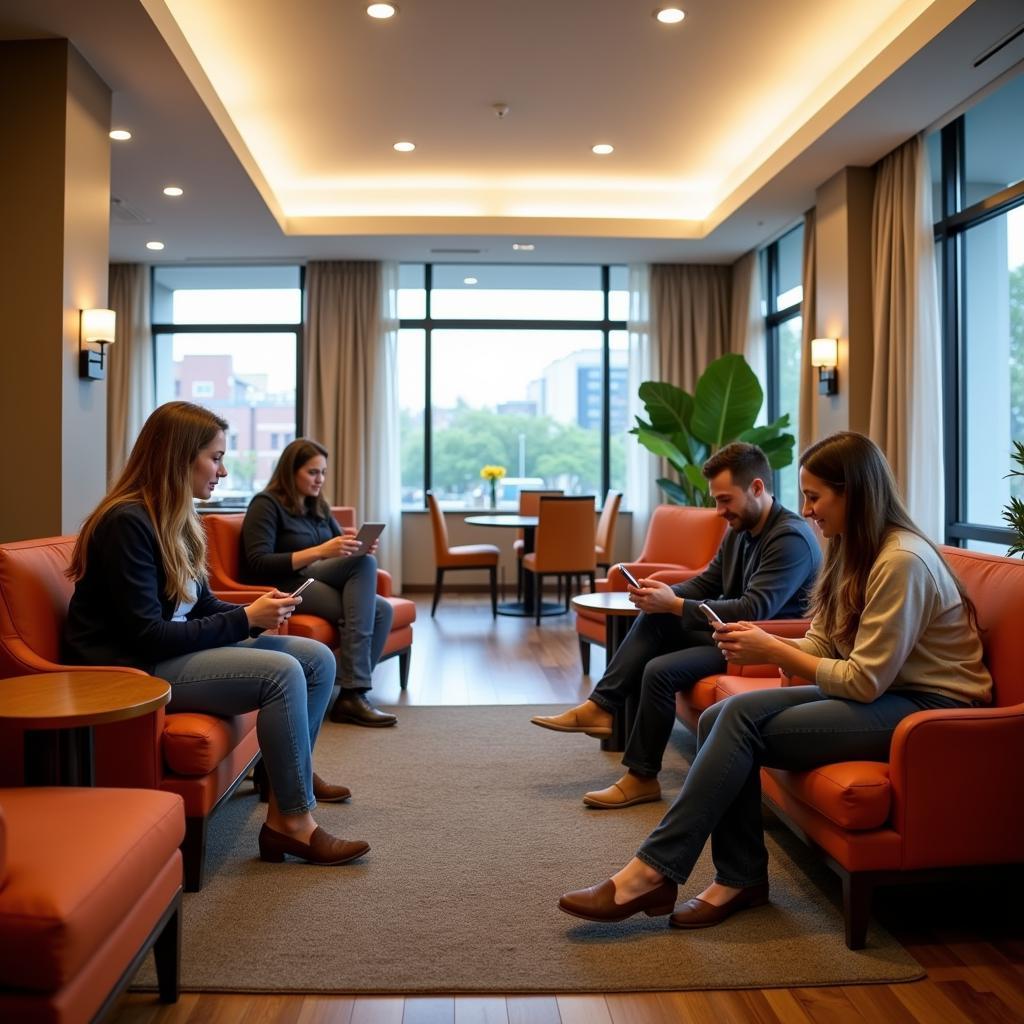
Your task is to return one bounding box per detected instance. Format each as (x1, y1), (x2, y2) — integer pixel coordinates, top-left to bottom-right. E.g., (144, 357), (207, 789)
(797, 530), (992, 705)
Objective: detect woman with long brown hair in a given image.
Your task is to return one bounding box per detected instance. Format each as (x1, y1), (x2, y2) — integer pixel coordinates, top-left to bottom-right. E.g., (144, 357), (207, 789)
(66, 402), (369, 867)
(241, 438), (395, 727)
(558, 431), (990, 929)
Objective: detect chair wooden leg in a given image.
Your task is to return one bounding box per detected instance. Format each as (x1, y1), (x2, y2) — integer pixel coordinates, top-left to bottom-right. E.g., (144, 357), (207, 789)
(579, 636), (591, 674)
(181, 816), (207, 892)
(535, 573), (542, 626)
(489, 565), (497, 618)
(588, 572), (595, 593)
(431, 568), (445, 616)
(154, 892), (182, 1003)
(398, 647), (411, 689)
(516, 559), (523, 602)
(841, 871), (874, 950)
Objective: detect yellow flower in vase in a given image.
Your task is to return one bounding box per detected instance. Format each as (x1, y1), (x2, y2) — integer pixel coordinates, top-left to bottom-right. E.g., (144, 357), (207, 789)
(480, 465), (506, 509)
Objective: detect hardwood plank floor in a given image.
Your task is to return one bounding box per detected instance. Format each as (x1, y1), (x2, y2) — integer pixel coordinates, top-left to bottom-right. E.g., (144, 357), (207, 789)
(112, 594), (1024, 1024)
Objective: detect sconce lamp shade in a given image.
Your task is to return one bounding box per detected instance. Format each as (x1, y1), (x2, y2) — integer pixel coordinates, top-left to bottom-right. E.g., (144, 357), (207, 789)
(810, 337), (838, 368)
(810, 337), (839, 395)
(79, 308), (116, 380)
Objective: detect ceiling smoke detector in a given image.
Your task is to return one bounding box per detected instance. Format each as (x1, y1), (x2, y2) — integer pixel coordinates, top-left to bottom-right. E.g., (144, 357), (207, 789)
(493, 103), (510, 119)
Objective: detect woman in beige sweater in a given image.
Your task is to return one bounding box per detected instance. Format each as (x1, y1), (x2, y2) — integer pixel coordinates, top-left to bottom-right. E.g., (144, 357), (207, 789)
(558, 431), (991, 929)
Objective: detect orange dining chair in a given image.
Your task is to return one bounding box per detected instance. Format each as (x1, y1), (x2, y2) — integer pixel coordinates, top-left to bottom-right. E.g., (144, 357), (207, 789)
(521, 496), (597, 625)
(594, 489), (623, 571)
(426, 492), (500, 617)
(513, 489), (563, 601)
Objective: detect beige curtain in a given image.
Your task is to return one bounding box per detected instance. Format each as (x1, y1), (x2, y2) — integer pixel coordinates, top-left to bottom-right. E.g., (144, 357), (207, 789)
(729, 250), (765, 423)
(625, 264), (657, 553)
(106, 264), (154, 481)
(304, 261), (403, 588)
(797, 208), (818, 454)
(650, 264), (732, 394)
(869, 134), (943, 541)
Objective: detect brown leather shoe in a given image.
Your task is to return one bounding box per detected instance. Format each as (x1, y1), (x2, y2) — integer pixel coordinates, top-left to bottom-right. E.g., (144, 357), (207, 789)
(258, 824), (369, 865)
(313, 772), (351, 803)
(530, 702), (613, 738)
(583, 772), (661, 809)
(669, 882), (769, 929)
(558, 877), (677, 923)
(329, 691), (397, 727)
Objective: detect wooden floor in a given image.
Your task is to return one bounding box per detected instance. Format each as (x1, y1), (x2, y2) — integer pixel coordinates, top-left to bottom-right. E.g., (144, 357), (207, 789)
(113, 594), (1024, 1024)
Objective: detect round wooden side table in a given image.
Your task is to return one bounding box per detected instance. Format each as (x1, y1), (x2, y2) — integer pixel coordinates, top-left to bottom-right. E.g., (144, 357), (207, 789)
(0, 671), (171, 785)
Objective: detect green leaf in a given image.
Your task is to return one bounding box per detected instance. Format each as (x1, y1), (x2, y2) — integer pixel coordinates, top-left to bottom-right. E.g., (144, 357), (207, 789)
(690, 354), (764, 446)
(633, 426), (688, 471)
(739, 415), (791, 446)
(683, 464), (712, 505)
(655, 477), (691, 505)
(638, 381), (694, 435)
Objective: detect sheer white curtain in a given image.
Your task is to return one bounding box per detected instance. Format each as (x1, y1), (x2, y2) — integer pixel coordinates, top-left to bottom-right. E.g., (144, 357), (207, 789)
(729, 250), (766, 424)
(304, 261), (403, 588)
(869, 134), (943, 540)
(106, 264), (154, 481)
(626, 264), (657, 553)
(797, 209), (818, 453)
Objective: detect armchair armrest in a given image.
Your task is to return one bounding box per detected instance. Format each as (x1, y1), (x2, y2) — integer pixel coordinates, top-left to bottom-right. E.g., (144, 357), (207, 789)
(0, 640), (150, 678)
(213, 588), (270, 604)
(604, 562), (700, 591)
(375, 570), (394, 597)
(889, 702), (1024, 868)
(648, 568), (703, 586)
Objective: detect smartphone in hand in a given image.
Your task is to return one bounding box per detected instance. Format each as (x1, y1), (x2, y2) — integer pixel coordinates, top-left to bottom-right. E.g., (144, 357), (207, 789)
(288, 578), (315, 600)
(697, 601), (724, 625)
(616, 563), (641, 588)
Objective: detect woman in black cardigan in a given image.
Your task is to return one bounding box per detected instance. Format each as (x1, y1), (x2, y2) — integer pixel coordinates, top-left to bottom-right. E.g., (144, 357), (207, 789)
(242, 439), (395, 727)
(66, 402), (368, 867)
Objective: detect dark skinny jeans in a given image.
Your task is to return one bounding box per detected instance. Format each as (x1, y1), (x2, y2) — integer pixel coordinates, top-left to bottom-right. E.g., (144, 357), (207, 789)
(636, 685), (966, 888)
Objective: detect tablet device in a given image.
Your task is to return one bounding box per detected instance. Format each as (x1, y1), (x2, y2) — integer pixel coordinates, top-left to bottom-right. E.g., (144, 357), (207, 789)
(352, 522), (385, 555)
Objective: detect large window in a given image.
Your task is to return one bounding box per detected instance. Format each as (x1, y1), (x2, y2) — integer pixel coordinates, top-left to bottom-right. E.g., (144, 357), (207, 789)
(762, 226), (804, 511)
(152, 266), (302, 506)
(934, 71), (1024, 551)
(399, 265), (628, 509)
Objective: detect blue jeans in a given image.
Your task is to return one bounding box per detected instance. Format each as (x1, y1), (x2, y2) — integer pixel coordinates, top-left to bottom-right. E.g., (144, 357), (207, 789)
(299, 554), (393, 691)
(155, 635), (335, 815)
(589, 611), (726, 775)
(636, 685), (966, 888)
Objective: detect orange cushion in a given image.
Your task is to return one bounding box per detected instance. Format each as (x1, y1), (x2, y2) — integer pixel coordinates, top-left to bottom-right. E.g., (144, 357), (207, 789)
(714, 675), (784, 700)
(386, 596), (416, 630)
(0, 787), (184, 991)
(162, 712), (246, 776)
(439, 544), (500, 568)
(768, 762), (892, 831)
(287, 615), (337, 645)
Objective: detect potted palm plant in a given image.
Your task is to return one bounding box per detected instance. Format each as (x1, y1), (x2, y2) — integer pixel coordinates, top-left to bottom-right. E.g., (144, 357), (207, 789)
(1003, 441), (1024, 556)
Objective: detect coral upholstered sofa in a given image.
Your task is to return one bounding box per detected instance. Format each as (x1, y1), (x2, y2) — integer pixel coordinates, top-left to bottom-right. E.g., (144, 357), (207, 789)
(0, 535), (259, 892)
(676, 545), (1024, 948)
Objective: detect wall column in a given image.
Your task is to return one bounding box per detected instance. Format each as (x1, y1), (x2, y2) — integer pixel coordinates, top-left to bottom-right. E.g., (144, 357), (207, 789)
(813, 167), (876, 436)
(0, 40), (111, 542)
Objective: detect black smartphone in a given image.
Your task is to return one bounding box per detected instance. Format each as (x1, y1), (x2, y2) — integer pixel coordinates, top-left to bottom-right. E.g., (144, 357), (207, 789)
(616, 563), (641, 588)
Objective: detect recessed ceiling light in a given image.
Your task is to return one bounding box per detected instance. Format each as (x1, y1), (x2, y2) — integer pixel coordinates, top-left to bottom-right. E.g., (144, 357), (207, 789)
(463, 276), (478, 285)
(163, 186), (184, 197)
(511, 243), (535, 252)
(109, 129), (132, 141)
(654, 7), (685, 24)
(592, 143), (614, 155)
(367, 3), (397, 18)
(145, 241), (165, 251)
(393, 141), (415, 152)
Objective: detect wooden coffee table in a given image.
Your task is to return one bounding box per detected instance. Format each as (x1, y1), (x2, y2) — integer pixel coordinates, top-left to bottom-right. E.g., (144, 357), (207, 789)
(571, 591), (641, 751)
(0, 671), (171, 785)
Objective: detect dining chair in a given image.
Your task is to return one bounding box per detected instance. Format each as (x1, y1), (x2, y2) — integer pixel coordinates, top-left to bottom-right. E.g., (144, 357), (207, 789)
(513, 489), (563, 601)
(426, 492), (500, 617)
(594, 489), (623, 572)
(521, 496), (597, 625)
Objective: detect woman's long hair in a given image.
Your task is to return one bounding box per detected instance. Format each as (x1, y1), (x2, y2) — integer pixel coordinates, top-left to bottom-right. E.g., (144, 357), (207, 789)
(801, 431), (975, 647)
(265, 438), (332, 520)
(68, 402), (228, 602)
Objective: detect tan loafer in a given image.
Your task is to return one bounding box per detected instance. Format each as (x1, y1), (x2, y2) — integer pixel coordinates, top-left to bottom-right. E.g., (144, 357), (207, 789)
(669, 881), (769, 929)
(583, 772), (661, 809)
(530, 703), (613, 738)
(558, 877), (677, 923)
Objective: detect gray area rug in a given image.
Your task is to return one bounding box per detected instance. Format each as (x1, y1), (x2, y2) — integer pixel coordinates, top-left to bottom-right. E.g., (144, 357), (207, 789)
(137, 705), (923, 993)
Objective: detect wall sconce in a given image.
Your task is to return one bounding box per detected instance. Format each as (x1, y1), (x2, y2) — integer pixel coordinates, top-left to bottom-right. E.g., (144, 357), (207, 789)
(810, 337), (839, 395)
(79, 308), (116, 380)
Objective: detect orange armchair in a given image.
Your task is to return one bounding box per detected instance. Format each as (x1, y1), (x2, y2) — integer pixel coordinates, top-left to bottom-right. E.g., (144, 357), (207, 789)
(203, 511), (416, 688)
(575, 505), (728, 672)
(0, 787), (184, 1024)
(681, 546), (1024, 949)
(0, 535), (260, 892)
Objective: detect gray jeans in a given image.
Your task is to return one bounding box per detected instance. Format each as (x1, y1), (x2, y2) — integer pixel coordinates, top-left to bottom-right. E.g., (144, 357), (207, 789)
(636, 684), (967, 888)
(299, 554), (393, 691)
(156, 635), (335, 815)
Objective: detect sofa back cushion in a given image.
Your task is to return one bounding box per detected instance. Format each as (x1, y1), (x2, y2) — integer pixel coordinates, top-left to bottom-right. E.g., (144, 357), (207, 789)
(942, 546), (1024, 707)
(637, 505), (727, 568)
(0, 537), (77, 670)
(202, 514), (246, 590)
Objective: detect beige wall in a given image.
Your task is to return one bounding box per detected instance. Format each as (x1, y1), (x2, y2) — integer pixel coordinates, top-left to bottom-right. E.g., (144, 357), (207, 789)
(813, 166), (876, 437)
(0, 40), (110, 543)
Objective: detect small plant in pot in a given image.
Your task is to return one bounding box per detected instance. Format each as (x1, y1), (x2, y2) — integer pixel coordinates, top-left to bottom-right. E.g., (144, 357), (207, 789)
(630, 353), (795, 506)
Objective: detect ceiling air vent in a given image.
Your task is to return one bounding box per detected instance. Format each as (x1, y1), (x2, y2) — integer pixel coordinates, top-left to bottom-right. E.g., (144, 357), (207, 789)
(110, 196), (151, 225)
(974, 20), (1024, 67)
(430, 248), (485, 254)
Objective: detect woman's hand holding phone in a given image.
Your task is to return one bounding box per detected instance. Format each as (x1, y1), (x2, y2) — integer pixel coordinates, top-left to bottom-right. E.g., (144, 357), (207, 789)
(245, 590), (302, 629)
